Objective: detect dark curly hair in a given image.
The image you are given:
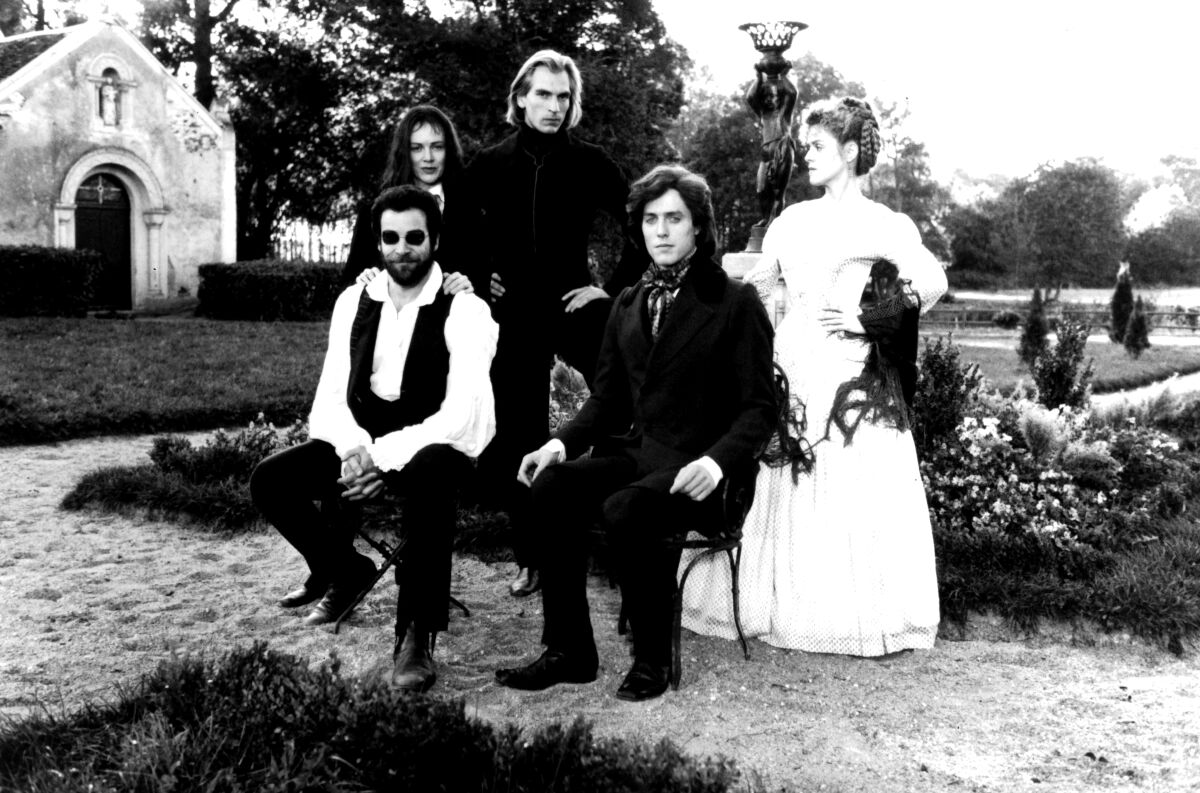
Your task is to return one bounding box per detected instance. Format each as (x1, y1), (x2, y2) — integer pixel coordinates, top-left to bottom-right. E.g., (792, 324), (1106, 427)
(805, 97), (881, 176)
(625, 164), (719, 261)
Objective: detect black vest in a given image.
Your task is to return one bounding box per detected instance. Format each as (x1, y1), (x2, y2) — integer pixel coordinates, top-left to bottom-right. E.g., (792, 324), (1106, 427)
(346, 286), (452, 439)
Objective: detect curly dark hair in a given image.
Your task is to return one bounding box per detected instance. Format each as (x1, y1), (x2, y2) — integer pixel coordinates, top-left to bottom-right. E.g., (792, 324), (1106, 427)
(805, 97), (881, 176)
(625, 164), (719, 261)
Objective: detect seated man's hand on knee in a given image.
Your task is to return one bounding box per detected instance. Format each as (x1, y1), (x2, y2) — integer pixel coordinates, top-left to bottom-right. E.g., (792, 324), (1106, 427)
(669, 461), (717, 502)
(517, 444), (564, 487)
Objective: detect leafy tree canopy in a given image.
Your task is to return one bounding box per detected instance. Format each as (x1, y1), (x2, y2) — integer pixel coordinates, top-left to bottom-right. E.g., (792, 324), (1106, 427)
(1019, 159), (1127, 293)
(133, 0), (688, 259)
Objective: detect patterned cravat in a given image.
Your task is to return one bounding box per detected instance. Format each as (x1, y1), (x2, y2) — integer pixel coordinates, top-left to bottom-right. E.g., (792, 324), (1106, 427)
(641, 253), (694, 339)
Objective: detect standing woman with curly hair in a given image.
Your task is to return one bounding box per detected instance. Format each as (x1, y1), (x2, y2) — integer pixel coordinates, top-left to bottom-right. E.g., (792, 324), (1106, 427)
(681, 98), (948, 656)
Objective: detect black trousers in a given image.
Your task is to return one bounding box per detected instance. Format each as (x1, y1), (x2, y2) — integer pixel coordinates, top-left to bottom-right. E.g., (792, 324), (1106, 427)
(477, 297), (612, 569)
(250, 439), (469, 632)
(526, 451), (724, 666)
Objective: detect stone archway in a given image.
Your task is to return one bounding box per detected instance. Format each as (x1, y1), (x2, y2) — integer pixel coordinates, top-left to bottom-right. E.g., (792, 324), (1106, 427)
(56, 148), (169, 308)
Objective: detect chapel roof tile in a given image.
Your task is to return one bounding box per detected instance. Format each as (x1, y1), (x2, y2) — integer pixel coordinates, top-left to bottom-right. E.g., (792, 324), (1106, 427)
(0, 31), (68, 83)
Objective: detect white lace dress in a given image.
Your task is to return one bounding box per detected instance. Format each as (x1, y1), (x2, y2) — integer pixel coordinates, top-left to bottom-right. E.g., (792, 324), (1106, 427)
(680, 196), (947, 655)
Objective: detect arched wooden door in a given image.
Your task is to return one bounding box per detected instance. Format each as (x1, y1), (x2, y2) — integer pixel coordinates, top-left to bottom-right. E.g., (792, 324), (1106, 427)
(75, 173), (132, 310)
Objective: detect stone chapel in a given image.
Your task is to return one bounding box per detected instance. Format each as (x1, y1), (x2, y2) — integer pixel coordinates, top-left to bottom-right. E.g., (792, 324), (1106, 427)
(0, 17), (235, 310)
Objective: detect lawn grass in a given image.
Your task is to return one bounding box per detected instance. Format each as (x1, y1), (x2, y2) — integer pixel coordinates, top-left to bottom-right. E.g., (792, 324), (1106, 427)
(3, 316), (1199, 447)
(925, 331), (1200, 394)
(0, 317), (327, 445)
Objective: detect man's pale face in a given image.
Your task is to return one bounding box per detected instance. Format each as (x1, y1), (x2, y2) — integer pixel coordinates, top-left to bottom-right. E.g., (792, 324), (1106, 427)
(409, 122), (447, 188)
(641, 189), (698, 268)
(517, 66), (571, 134)
(378, 208), (435, 287)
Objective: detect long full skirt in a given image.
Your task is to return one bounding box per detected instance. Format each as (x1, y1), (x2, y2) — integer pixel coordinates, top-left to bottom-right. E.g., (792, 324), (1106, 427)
(680, 315), (939, 655)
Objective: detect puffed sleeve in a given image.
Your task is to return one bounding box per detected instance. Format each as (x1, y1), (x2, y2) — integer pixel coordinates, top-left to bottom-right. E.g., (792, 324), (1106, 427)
(887, 210), (947, 314)
(369, 293), (498, 471)
(308, 286), (373, 457)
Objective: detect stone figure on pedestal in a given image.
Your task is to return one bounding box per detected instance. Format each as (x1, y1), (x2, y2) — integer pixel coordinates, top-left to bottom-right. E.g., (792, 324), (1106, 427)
(745, 56), (797, 228)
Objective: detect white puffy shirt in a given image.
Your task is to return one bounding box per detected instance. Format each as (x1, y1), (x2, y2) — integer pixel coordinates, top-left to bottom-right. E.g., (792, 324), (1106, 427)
(308, 262), (498, 472)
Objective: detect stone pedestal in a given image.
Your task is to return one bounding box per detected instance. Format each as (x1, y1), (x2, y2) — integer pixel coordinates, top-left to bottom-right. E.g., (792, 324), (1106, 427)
(722, 249), (789, 328)
(722, 250), (762, 281)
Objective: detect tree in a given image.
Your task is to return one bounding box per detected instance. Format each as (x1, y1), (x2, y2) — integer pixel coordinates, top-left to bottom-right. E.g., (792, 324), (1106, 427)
(1019, 287), (1048, 368)
(0, 0), (22, 34)
(140, 0), (249, 109)
(303, 0), (687, 200)
(1162, 154), (1200, 205)
(219, 20), (348, 259)
(941, 201), (1009, 288)
(684, 103), (759, 251)
(1127, 207), (1200, 285)
(1020, 159), (1126, 296)
(1109, 262), (1134, 342)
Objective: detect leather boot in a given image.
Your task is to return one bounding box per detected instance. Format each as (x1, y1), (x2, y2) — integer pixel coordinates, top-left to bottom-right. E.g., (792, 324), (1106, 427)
(391, 624), (437, 693)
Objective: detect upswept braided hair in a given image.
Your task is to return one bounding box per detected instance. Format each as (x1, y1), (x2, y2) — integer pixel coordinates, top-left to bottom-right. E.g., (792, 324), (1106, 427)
(805, 97), (881, 176)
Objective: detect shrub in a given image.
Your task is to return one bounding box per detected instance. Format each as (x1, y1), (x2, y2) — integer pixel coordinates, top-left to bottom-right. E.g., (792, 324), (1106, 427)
(923, 388), (1200, 647)
(1032, 317), (1094, 409)
(0, 245), (104, 316)
(1109, 265), (1134, 342)
(992, 309), (1022, 329)
(1124, 295), (1152, 359)
(912, 335), (983, 452)
(197, 259), (343, 320)
(550, 356), (590, 432)
(0, 644), (753, 792)
(1018, 288), (1049, 367)
(61, 415), (308, 530)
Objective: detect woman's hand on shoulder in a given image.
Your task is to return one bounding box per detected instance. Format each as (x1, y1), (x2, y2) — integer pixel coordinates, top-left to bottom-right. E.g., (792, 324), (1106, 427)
(442, 271), (474, 295)
(355, 267), (381, 287)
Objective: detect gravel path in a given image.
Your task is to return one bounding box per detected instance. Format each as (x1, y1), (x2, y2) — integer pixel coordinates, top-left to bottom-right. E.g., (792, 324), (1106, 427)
(2, 432), (1199, 791)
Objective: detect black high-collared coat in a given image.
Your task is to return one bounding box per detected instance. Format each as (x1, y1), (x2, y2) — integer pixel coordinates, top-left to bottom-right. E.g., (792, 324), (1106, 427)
(556, 255), (777, 479)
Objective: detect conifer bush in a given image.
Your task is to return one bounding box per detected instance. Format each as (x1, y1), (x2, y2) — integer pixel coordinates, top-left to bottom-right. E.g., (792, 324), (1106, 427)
(1018, 287), (1049, 368)
(1124, 295), (1152, 359)
(1109, 264), (1134, 342)
(1032, 317), (1094, 409)
(911, 335), (983, 453)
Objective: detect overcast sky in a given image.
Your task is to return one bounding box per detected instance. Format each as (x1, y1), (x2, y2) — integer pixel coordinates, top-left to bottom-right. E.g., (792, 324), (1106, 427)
(652, 0), (1200, 185)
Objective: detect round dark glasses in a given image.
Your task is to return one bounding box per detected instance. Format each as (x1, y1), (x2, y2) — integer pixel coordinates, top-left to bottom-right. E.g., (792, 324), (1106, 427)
(381, 230), (427, 246)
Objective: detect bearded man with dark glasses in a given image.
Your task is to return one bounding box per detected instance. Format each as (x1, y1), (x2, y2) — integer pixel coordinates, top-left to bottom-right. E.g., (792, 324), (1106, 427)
(251, 185), (498, 693)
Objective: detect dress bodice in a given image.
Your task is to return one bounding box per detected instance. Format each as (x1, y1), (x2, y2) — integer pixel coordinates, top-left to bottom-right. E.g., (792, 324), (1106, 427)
(745, 196), (947, 331)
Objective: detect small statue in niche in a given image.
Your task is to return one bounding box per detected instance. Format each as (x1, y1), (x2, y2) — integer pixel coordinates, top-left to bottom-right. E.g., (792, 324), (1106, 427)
(745, 54), (798, 227)
(100, 78), (119, 126)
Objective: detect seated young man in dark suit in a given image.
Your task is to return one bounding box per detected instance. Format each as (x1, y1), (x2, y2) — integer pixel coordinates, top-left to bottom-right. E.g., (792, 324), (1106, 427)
(495, 164), (776, 701)
(251, 185), (497, 693)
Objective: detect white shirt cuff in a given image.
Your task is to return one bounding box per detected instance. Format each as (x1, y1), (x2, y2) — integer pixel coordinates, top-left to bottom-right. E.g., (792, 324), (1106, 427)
(695, 456), (723, 487)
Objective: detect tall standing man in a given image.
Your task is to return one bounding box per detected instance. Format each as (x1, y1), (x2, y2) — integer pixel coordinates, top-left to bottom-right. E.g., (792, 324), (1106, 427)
(458, 49), (647, 597)
(494, 165), (776, 701)
(251, 186), (497, 693)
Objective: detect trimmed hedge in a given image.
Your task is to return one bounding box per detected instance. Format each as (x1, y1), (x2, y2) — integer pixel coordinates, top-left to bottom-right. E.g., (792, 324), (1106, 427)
(197, 259), (343, 320)
(0, 245), (104, 317)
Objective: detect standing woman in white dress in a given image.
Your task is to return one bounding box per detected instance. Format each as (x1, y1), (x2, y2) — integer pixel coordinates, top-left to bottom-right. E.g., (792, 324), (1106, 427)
(681, 98), (948, 656)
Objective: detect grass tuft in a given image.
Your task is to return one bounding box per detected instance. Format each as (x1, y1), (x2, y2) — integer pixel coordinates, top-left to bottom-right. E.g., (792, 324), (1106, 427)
(0, 644), (753, 792)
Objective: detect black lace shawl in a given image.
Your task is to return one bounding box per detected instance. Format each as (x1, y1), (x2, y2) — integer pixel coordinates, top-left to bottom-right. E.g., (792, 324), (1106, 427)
(825, 258), (921, 444)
